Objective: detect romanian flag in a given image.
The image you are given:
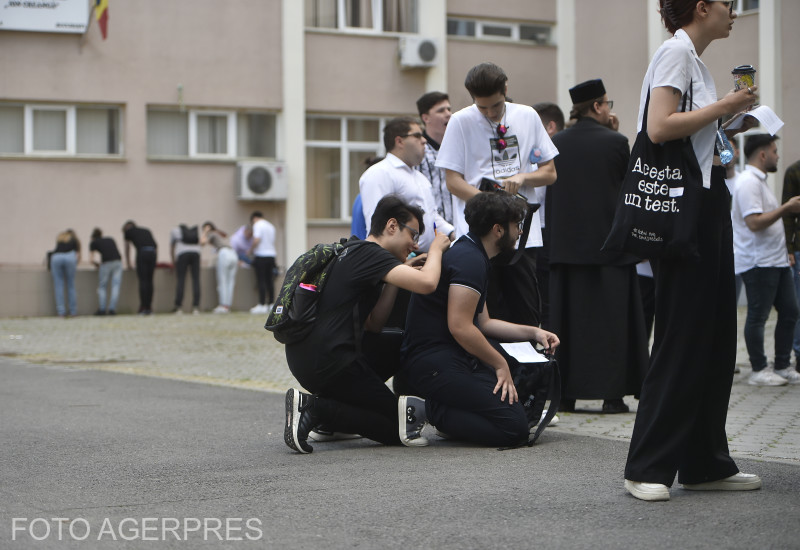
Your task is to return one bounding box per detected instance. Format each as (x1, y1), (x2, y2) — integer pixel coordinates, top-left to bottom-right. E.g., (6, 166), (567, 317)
(95, 0), (109, 40)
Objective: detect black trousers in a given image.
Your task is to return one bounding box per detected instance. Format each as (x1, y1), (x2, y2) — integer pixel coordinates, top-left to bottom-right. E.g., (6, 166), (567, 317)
(253, 256), (276, 305)
(287, 352), (401, 446)
(487, 247), (540, 327)
(175, 252), (200, 308)
(136, 248), (156, 311)
(406, 348), (529, 447)
(625, 167), (739, 486)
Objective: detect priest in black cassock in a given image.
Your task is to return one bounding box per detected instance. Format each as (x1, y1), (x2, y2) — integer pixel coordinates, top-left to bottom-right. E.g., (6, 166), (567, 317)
(548, 79), (649, 414)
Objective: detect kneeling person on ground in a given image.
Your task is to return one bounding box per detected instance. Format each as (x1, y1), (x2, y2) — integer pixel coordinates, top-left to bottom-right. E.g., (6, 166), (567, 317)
(284, 196), (451, 453)
(401, 192), (560, 448)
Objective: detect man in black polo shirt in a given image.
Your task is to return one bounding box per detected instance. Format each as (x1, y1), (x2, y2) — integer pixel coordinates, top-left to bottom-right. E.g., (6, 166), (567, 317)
(402, 192), (560, 447)
(122, 220), (158, 315)
(284, 196), (451, 454)
(89, 228), (123, 315)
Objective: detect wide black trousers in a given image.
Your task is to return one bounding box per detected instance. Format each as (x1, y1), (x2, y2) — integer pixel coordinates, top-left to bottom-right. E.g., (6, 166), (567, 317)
(624, 166), (739, 486)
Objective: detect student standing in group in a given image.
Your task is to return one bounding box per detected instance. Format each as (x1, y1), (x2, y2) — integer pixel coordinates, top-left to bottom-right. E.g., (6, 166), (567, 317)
(122, 220), (158, 315)
(623, 0), (762, 502)
(89, 228), (123, 316)
(249, 211), (277, 314)
(50, 229), (81, 318)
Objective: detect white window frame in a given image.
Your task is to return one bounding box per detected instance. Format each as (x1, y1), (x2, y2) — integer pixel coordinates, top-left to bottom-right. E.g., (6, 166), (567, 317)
(736, 0), (759, 14)
(188, 110), (237, 159)
(305, 0), (416, 34)
(24, 105), (76, 155)
(447, 17), (554, 46)
(476, 21), (517, 40)
(306, 115), (388, 220)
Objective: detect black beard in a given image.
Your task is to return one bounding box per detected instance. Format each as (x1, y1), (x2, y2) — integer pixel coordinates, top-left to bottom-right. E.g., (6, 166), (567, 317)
(498, 230), (518, 253)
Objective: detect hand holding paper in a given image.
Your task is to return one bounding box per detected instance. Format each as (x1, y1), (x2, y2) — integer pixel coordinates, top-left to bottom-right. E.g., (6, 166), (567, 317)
(725, 105), (784, 136)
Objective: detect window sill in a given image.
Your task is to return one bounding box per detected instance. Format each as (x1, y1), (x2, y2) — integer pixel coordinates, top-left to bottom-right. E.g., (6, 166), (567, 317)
(0, 154), (125, 162)
(147, 156), (277, 164)
(308, 218), (351, 227)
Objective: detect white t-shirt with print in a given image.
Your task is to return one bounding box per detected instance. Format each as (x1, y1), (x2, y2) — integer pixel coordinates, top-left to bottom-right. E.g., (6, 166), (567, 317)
(252, 218), (276, 258)
(435, 102), (558, 247)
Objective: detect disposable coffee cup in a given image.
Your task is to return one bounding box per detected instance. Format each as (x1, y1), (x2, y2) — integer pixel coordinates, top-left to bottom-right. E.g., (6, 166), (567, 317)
(732, 65), (756, 91)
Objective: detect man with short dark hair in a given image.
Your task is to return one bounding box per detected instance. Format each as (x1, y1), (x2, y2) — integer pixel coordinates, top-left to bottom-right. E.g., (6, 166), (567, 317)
(549, 79), (648, 414)
(248, 211), (277, 314)
(437, 62), (559, 327)
(122, 220), (157, 315)
(402, 192), (560, 447)
(170, 223), (202, 314)
(90, 228), (123, 316)
(416, 91), (453, 224)
(284, 196), (451, 454)
(733, 134), (800, 386)
(360, 117), (454, 253)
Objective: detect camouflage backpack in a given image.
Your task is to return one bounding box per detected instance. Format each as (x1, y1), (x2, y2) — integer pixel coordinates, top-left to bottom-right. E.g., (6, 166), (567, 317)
(264, 238), (364, 344)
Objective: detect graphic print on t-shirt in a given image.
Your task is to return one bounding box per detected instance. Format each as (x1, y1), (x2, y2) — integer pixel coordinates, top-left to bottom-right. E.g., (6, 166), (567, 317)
(490, 135), (521, 180)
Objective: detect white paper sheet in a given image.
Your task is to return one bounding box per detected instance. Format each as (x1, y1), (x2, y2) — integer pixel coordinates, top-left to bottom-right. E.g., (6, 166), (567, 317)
(726, 105), (784, 136)
(499, 342), (549, 363)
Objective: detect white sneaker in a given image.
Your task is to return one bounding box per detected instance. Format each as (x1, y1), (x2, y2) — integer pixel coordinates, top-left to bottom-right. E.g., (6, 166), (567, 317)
(192, 308), (201, 315)
(250, 304), (267, 314)
(624, 479), (670, 502)
(748, 367), (789, 386)
(212, 305), (229, 314)
(398, 395), (429, 447)
(774, 367), (800, 384)
(682, 472), (762, 491)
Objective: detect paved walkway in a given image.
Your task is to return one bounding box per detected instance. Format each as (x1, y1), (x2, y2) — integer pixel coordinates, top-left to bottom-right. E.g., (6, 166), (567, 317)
(1, 308), (798, 464)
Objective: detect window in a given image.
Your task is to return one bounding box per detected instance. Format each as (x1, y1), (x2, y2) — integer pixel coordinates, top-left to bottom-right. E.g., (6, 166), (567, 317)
(0, 103), (121, 156)
(737, 0), (759, 12)
(306, 115), (387, 220)
(447, 17), (553, 45)
(147, 108), (277, 160)
(305, 0), (417, 33)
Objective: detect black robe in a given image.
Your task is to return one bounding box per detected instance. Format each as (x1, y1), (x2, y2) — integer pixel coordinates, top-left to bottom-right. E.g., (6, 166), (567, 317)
(548, 118), (649, 401)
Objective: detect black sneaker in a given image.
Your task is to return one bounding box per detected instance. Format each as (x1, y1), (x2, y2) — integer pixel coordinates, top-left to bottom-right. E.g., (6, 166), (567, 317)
(284, 389), (318, 454)
(398, 395), (429, 447)
(602, 398), (630, 414)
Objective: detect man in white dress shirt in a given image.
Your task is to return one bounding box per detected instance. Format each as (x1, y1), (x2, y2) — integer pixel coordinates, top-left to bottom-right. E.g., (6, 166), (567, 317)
(360, 117), (454, 253)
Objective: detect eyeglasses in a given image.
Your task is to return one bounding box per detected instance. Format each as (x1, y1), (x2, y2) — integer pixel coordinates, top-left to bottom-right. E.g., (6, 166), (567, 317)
(398, 222), (420, 244)
(598, 100), (614, 110)
(402, 132), (424, 140)
(712, 1), (734, 14)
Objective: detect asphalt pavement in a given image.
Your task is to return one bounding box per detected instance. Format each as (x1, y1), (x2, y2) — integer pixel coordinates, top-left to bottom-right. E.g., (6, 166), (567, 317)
(1, 311), (799, 548)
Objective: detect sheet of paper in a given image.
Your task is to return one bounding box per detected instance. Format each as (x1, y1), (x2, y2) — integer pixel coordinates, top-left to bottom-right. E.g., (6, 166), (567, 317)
(499, 342), (549, 363)
(726, 105), (784, 135)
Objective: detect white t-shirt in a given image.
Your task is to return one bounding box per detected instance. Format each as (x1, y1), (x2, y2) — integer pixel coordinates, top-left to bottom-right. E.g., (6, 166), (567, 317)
(252, 218), (276, 257)
(435, 102), (558, 247)
(359, 153), (454, 253)
(731, 165), (789, 273)
(637, 29), (718, 189)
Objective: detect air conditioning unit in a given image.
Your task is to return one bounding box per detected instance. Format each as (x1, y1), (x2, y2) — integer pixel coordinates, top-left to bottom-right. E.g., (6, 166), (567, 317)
(398, 36), (438, 69)
(236, 161), (288, 201)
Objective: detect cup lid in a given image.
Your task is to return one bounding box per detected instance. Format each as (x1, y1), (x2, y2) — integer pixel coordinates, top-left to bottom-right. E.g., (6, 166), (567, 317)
(732, 64), (756, 74)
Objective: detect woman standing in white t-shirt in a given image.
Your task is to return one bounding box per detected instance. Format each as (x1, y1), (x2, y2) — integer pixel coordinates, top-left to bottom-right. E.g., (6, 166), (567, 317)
(623, 0), (760, 502)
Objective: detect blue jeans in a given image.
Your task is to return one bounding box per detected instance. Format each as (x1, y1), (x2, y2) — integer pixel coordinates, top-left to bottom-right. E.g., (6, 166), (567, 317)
(50, 251), (77, 316)
(741, 266), (799, 372)
(98, 260), (123, 312)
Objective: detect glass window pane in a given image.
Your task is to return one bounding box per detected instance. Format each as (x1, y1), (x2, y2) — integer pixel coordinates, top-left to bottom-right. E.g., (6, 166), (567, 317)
(345, 0), (372, 28)
(482, 24), (512, 38)
(305, 0), (337, 28)
(237, 113), (276, 158)
(447, 19), (475, 36)
(0, 105), (24, 153)
(306, 147), (341, 218)
(147, 110), (189, 156)
(347, 119), (379, 142)
(77, 107), (119, 154)
(32, 109), (67, 151)
(197, 114), (228, 154)
(520, 24), (551, 45)
(742, 0), (759, 11)
(306, 117), (341, 141)
(383, 0), (416, 33)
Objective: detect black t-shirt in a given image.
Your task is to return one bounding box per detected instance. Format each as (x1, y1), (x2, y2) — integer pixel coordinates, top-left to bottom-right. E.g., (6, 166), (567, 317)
(124, 227), (157, 250)
(286, 241), (401, 383)
(90, 237), (121, 262)
(402, 233), (490, 362)
(54, 238), (79, 253)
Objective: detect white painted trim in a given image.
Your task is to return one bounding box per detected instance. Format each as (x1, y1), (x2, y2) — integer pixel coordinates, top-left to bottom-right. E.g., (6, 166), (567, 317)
(556, 0), (575, 115)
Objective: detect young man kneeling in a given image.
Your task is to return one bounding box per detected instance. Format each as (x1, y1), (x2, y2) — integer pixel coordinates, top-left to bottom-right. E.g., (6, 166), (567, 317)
(284, 196), (451, 453)
(402, 192), (560, 447)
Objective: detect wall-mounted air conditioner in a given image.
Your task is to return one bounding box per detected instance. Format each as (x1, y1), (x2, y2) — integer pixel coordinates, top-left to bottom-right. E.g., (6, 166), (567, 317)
(236, 161), (287, 201)
(398, 37), (438, 69)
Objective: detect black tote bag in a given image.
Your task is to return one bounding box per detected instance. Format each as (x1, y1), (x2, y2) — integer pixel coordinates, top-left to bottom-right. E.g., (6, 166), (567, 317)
(603, 83), (703, 260)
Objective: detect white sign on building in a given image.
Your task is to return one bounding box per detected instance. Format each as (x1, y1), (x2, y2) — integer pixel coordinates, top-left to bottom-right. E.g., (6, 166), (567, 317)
(0, 0), (90, 34)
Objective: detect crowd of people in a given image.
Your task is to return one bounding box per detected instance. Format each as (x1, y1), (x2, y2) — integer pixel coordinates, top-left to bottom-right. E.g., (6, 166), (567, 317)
(48, 213), (276, 317)
(281, 0), (800, 505)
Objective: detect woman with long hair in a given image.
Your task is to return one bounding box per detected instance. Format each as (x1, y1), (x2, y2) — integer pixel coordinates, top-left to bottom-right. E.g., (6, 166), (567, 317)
(50, 229), (81, 317)
(623, 0), (761, 501)
(201, 222), (238, 313)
